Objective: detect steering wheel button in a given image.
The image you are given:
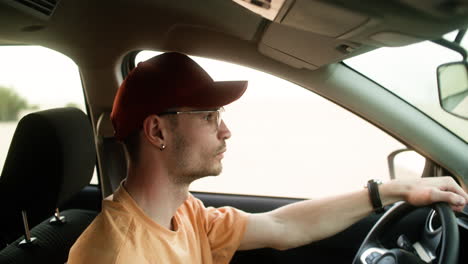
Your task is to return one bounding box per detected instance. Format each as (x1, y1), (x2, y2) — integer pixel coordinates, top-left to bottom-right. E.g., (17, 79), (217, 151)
(365, 256), (375, 263)
(378, 256), (396, 264)
(365, 251), (382, 264)
(365, 252), (382, 263)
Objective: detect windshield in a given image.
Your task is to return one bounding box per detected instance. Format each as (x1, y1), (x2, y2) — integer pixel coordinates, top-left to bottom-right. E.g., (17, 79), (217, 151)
(345, 31), (468, 143)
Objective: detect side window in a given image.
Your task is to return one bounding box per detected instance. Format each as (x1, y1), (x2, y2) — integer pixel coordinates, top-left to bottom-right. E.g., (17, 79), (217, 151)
(0, 46), (98, 184)
(135, 51), (424, 199)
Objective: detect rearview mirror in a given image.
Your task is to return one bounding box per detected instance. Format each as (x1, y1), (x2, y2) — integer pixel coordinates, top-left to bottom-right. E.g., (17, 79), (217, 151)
(437, 61), (468, 119)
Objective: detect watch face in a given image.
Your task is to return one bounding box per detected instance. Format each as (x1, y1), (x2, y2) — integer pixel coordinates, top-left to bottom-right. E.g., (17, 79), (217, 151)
(365, 179), (382, 188)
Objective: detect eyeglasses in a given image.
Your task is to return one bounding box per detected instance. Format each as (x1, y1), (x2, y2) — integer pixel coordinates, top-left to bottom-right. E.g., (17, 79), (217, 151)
(159, 107), (225, 128)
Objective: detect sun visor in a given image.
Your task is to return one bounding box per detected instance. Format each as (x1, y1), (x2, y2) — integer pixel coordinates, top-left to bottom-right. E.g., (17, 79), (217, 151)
(231, 0), (289, 21)
(259, 23), (374, 69)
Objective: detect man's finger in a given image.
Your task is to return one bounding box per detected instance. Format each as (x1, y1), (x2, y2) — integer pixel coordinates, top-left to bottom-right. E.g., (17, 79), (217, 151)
(438, 177), (468, 201)
(430, 189), (466, 206)
(450, 204), (466, 212)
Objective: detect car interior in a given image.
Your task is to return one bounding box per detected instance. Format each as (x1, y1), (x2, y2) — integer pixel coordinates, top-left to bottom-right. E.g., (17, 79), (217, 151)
(0, 0), (468, 263)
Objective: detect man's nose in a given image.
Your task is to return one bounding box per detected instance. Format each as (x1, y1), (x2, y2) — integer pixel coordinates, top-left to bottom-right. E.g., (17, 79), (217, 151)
(218, 120), (231, 140)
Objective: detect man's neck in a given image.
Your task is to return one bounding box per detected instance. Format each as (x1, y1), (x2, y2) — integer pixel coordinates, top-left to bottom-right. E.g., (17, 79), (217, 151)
(124, 166), (189, 230)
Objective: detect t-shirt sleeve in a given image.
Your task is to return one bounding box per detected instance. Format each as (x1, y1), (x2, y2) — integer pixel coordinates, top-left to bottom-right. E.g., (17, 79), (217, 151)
(189, 195), (249, 263)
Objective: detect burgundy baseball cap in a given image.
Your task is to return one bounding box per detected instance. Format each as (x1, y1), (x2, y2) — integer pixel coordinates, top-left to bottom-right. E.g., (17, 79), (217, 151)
(111, 52), (248, 140)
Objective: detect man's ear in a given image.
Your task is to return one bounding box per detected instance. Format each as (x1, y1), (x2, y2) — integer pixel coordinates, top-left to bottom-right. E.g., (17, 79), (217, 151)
(142, 114), (165, 147)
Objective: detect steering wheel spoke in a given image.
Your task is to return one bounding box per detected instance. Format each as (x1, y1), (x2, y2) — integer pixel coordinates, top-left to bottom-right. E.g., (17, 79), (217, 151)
(412, 241), (436, 263)
(415, 209), (443, 263)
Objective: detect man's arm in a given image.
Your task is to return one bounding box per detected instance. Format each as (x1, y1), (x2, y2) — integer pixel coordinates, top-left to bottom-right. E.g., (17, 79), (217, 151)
(238, 177), (468, 251)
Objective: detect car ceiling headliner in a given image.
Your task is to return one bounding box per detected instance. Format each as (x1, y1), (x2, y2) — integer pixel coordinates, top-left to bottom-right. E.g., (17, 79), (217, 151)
(1, 0), (468, 69)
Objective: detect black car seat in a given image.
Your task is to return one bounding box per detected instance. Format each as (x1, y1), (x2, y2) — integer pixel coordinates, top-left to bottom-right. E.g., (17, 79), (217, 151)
(0, 107), (98, 263)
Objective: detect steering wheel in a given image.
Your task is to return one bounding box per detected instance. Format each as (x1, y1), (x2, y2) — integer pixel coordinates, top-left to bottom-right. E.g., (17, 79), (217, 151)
(352, 202), (459, 264)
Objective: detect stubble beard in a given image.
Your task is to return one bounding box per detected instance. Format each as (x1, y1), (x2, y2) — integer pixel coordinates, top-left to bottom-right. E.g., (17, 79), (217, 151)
(170, 132), (224, 185)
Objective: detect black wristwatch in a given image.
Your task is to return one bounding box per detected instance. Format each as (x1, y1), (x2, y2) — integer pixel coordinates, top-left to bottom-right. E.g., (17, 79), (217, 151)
(366, 179), (384, 213)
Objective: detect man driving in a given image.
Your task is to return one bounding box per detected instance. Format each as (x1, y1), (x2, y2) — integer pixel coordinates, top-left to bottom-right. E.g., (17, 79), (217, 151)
(68, 52), (468, 263)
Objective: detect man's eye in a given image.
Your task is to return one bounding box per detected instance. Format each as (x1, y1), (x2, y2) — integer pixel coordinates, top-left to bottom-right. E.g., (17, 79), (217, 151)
(204, 113), (214, 121)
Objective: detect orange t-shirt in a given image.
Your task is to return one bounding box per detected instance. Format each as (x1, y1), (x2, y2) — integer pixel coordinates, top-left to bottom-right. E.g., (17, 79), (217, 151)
(68, 185), (249, 264)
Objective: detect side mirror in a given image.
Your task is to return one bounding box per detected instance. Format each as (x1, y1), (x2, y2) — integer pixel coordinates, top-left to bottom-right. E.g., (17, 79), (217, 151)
(387, 149), (426, 180)
(437, 61), (468, 119)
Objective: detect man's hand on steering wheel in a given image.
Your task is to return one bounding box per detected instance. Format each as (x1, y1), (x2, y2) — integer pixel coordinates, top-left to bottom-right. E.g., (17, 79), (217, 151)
(354, 176), (467, 264)
(381, 176), (467, 211)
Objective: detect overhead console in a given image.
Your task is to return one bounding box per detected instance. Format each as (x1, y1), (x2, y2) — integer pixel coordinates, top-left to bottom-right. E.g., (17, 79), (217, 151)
(234, 0), (468, 69)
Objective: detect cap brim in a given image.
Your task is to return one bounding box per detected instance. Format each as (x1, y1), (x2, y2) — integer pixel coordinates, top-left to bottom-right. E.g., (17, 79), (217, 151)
(205, 80), (248, 108)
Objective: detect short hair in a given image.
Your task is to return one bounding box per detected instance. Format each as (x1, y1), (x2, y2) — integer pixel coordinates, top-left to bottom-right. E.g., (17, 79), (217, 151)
(122, 115), (179, 164)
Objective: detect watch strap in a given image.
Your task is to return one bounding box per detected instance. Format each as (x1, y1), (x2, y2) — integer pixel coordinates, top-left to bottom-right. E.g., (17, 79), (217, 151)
(367, 179), (384, 213)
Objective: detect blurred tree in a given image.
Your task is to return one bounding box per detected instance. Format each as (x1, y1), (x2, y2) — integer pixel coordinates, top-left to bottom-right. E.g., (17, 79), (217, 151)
(65, 102), (81, 109)
(0, 86), (29, 121)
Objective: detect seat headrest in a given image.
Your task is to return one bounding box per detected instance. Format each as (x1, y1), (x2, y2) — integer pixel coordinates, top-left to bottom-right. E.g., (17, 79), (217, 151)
(0, 107), (96, 213)
(97, 112), (115, 138)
